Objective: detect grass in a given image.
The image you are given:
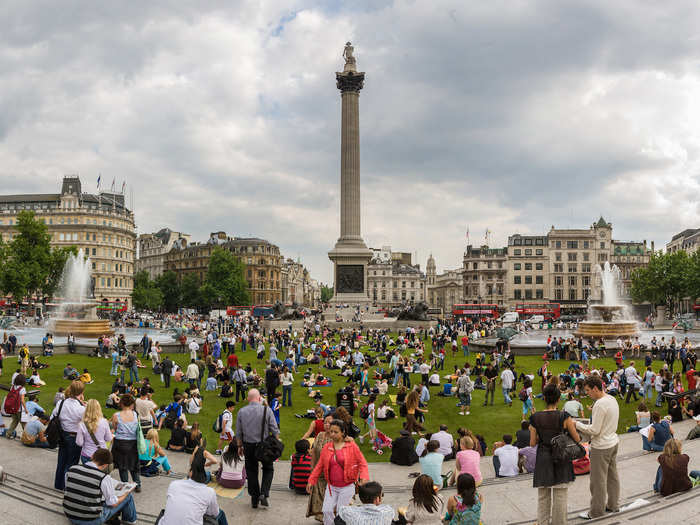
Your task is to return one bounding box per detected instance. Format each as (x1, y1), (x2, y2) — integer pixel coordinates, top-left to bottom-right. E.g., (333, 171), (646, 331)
(5, 335), (687, 462)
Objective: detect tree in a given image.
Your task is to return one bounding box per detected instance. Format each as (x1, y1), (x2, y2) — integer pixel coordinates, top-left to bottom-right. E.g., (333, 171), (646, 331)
(630, 250), (695, 315)
(0, 210), (78, 301)
(156, 270), (181, 313)
(321, 283), (334, 303)
(132, 270), (163, 311)
(200, 247), (250, 308)
(180, 273), (203, 309)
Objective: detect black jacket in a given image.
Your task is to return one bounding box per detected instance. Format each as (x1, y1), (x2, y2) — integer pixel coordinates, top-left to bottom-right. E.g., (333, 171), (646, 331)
(390, 435), (419, 466)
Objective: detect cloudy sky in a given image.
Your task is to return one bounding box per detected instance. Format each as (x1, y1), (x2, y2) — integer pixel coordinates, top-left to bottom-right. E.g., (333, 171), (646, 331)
(2, 1), (700, 283)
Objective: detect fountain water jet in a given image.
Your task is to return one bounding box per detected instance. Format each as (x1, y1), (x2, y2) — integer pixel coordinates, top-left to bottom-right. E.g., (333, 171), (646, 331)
(575, 261), (639, 339)
(50, 249), (113, 337)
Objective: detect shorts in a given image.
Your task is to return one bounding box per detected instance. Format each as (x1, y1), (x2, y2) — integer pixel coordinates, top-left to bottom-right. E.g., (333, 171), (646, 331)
(458, 392), (471, 406)
(522, 399), (533, 415)
(220, 431), (233, 441)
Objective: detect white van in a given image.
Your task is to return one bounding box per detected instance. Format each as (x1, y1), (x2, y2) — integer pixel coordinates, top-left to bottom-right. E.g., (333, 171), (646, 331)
(527, 315), (545, 325)
(498, 312), (519, 324)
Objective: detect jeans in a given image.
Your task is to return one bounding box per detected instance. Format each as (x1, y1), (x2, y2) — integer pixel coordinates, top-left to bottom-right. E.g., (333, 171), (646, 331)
(537, 486), (568, 525)
(493, 456), (502, 477)
(653, 465), (662, 492)
(55, 433), (82, 490)
(462, 345), (469, 356)
(129, 366), (139, 383)
(643, 384), (653, 400)
(642, 435), (664, 452)
(502, 387), (512, 404)
(392, 369), (400, 387)
(282, 385), (292, 406)
(110, 362), (119, 375)
(655, 391), (664, 407)
(483, 382), (495, 405)
(243, 441), (274, 501)
(68, 494), (137, 524)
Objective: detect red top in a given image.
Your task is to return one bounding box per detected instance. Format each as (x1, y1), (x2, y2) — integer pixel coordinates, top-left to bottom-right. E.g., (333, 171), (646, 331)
(313, 419), (325, 436)
(308, 441), (369, 489)
(227, 354), (239, 369)
(329, 447), (348, 486)
(461, 336), (469, 345)
(687, 369), (697, 391)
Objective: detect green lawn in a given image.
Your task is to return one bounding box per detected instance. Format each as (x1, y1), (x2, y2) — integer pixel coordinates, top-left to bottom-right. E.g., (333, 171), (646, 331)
(8, 335), (685, 462)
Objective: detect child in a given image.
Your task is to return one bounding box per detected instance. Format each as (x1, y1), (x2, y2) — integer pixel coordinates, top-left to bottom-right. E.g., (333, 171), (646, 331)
(79, 368), (93, 384)
(216, 443), (246, 488)
(445, 473), (482, 524)
(289, 439), (312, 494)
(271, 392), (281, 427)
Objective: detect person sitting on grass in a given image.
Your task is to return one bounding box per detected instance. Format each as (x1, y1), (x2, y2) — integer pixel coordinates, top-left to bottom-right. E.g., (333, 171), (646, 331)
(63, 363), (79, 380)
(289, 439), (312, 494)
(166, 419), (187, 452)
(21, 412), (50, 448)
(219, 378), (233, 398)
(79, 368), (93, 384)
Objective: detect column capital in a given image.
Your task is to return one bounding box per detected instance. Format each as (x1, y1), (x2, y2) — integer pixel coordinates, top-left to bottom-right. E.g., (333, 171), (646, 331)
(336, 71), (365, 93)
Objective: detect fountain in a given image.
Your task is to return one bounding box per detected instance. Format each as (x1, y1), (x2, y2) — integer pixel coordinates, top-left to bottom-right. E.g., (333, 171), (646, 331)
(50, 249), (113, 337)
(575, 262), (639, 339)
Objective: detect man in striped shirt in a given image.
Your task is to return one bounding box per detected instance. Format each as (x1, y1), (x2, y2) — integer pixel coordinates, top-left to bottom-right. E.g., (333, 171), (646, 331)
(63, 448), (138, 524)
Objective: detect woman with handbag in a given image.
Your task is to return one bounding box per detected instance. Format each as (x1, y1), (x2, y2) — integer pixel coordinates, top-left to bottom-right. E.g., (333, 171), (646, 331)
(529, 383), (581, 525)
(76, 399), (112, 464)
(306, 415), (334, 522)
(110, 393), (142, 492)
(306, 419), (369, 525)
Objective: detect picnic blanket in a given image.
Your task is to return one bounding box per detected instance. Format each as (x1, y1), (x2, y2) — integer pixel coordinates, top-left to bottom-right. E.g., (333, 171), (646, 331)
(207, 481), (245, 500)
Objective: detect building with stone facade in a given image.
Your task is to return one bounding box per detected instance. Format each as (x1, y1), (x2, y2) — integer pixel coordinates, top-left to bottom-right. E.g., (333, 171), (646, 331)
(610, 240), (653, 300)
(505, 234), (550, 306)
(164, 231), (282, 305)
(367, 246), (426, 307)
(462, 245), (507, 307)
(425, 255), (463, 314)
(666, 228), (700, 255)
(281, 258), (321, 307)
(136, 228), (190, 280)
(0, 176), (136, 307)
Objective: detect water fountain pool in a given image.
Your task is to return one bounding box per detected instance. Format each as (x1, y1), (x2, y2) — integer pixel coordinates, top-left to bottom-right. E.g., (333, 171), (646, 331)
(50, 249), (113, 337)
(574, 262), (639, 339)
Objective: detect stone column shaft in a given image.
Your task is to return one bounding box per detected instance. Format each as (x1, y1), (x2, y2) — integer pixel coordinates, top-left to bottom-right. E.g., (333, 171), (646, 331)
(340, 90), (361, 241)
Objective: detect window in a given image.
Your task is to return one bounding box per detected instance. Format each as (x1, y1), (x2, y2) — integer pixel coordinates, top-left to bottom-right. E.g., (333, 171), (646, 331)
(600, 242), (605, 249)
(598, 254), (607, 262)
(536, 249), (543, 255)
(555, 276), (563, 286)
(514, 290), (522, 299)
(402, 281), (406, 288)
(472, 262), (478, 269)
(101, 278), (105, 286)
(536, 263), (543, 271)
(555, 289), (563, 300)
(525, 289), (533, 299)
(524, 238), (533, 246)
(536, 275), (543, 284)
(583, 288), (591, 300)
(582, 276), (590, 286)
(514, 276), (521, 284)
(583, 240), (590, 249)
(582, 264), (591, 273)
(525, 249), (532, 255)
(525, 275), (532, 284)
(568, 252), (577, 261)
(569, 276), (577, 286)
(524, 263), (532, 270)
(555, 252), (562, 261)
(568, 264), (577, 272)
(555, 241), (561, 249)
(514, 263), (521, 270)
(569, 289), (577, 300)
(535, 238), (544, 246)
(567, 241), (578, 249)
(536, 289), (544, 299)
(513, 249), (521, 256)
(513, 238), (522, 246)
(554, 264), (563, 273)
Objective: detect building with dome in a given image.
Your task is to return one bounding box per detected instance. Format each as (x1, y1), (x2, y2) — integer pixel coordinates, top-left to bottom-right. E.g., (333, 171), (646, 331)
(366, 246), (426, 307)
(425, 254), (463, 314)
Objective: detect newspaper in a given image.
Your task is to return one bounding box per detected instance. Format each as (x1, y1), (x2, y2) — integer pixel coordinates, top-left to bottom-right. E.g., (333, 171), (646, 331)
(113, 481), (137, 498)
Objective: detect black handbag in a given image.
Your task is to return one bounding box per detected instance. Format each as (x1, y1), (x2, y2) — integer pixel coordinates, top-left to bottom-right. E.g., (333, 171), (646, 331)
(46, 400), (65, 449)
(255, 407), (284, 463)
(550, 412), (585, 463)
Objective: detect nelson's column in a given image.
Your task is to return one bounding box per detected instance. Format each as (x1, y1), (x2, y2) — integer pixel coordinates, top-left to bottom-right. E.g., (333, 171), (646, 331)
(328, 42), (372, 305)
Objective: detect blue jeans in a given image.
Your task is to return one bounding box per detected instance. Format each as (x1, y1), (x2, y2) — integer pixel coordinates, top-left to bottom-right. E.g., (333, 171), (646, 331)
(502, 387), (512, 404)
(69, 494), (137, 524)
(392, 369), (400, 386)
(282, 385), (292, 406)
(110, 362), (119, 375)
(55, 433), (82, 490)
(130, 366), (139, 383)
(655, 391), (664, 407)
(653, 465), (662, 492)
(493, 456), (502, 477)
(462, 345), (469, 356)
(642, 435), (664, 451)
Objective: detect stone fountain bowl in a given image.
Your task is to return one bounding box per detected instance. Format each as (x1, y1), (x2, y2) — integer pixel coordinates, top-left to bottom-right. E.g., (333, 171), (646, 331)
(51, 301), (113, 337)
(575, 304), (639, 339)
(589, 304), (625, 322)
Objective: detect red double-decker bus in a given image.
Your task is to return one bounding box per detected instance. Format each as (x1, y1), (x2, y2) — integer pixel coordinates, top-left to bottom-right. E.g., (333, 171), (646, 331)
(452, 304), (500, 319)
(515, 302), (561, 320)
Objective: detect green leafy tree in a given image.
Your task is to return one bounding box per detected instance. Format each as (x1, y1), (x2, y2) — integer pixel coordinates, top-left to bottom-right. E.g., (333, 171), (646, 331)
(180, 273), (203, 309)
(200, 247), (250, 308)
(0, 210), (78, 301)
(321, 283), (334, 303)
(132, 270), (163, 311)
(630, 250), (694, 315)
(156, 270), (181, 313)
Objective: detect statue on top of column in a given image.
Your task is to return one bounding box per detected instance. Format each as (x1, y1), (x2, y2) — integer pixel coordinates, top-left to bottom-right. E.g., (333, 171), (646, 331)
(343, 42), (356, 66)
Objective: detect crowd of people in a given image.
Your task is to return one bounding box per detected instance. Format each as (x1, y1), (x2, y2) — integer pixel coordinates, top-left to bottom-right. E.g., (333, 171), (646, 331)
(1, 309), (700, 524)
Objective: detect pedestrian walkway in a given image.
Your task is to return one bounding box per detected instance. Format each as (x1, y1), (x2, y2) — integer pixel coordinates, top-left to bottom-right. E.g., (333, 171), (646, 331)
(0, 418), (698, 524)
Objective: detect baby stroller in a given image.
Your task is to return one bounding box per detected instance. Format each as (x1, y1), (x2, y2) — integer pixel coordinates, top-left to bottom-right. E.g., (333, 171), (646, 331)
(372, 430), (392, 455)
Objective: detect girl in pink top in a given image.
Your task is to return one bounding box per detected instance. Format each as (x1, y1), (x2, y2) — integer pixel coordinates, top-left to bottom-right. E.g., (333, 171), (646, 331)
(453, 436), (482, 486)
(76, 399), (113, 463)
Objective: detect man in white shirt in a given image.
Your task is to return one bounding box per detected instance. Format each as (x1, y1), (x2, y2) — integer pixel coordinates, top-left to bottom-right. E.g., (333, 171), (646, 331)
(576, 375), (620, 519)
(500, 366), (515, 406)
(623, 362), (641, 404)
(431, 424), (455, 460)
(186, 359), (200, 387)
(492, 434), (519, 477)
(188, 341), (199, 361)
(160, 446), (227, 525)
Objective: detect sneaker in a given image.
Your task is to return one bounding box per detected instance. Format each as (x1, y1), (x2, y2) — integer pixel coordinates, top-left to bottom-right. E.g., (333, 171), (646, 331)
(215, 449), (223, 455)
(259, 495), (269, 507)
(465, 411), (470, 415)
(578, 512), (592, 520)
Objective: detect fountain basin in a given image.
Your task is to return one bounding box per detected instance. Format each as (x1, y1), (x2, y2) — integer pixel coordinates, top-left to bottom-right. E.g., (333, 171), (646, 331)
(51, 318), (113, 338)
(574, 320), (639, 339)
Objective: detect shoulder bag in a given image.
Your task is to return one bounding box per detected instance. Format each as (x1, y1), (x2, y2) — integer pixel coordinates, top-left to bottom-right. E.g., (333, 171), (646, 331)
(46, 400), (66, 449)
(135, 411), (147, 455)
(255, 407), (284, 463)
(550, 411), (585, 463)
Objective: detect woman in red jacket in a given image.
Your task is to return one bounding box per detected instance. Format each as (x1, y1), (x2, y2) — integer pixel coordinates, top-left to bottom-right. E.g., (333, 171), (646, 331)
(306, 419), (369, 525)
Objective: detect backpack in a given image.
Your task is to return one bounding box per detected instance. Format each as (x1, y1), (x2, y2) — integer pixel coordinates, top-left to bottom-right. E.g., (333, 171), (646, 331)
(162, 403), (179, 429)
(359, 404), (369, 420)
(518, 388), (529, 402)
(212, 411), (225, 433)
(4, 386), (22, 415)
(46, 400), (66, 449)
